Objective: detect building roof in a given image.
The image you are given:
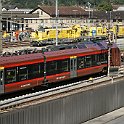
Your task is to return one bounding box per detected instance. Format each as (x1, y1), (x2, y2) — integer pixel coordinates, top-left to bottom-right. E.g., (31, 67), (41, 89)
(88, 11), (124, 20)
(112, 4), (120, 10)
(8, 9), (33, 13)
(2, 5), (18, 10)
(117, 6), (124, 11)
(2, 12), (39, 19)
(30, 6), (87, 17)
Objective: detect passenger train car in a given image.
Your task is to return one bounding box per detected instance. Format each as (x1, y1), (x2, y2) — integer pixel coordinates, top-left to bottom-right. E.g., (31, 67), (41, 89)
(0, 41), (121, 94)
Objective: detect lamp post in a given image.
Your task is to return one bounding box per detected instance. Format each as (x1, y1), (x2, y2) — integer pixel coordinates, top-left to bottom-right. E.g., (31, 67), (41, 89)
(87, 2), (91, 40)
(10, 10), (13, 42)
(87, 2), (91, 19)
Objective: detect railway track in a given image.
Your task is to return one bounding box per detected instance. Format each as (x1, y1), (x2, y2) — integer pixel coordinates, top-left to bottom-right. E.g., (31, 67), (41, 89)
(2, 40), (30, 48)
(1, 75), (123, 113)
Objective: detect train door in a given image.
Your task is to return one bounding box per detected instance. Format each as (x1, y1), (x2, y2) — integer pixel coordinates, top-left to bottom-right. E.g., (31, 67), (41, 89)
(70, 56), (77, 78)
(0, 68), (4, 94)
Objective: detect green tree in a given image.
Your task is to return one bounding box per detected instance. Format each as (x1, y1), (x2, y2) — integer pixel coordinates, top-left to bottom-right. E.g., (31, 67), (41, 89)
(2, 0), (124, 9)
(97, 1), (113, 11)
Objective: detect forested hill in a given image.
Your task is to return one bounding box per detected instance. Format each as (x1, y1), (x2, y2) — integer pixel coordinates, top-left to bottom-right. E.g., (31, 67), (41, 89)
(2, 0), (124, 9)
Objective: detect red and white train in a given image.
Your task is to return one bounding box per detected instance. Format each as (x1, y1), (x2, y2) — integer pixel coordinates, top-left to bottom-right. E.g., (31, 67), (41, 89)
(0, 41), (121, 94)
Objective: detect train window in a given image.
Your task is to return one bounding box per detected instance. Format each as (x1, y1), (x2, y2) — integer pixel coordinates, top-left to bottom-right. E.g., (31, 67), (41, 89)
(60, 59), (69, 72)
(46, 61), (58, 75)
(57, 59), (69, 73)
(100, 53), (107, 64)
(18, 66), (28, 81)
(92, 55), (98, 66)
(5, 68), (16, 84)
(77, 57), (85, 69)
(85, 56), (92, 68)
(28, 63), (42, 79)
(96, 54), (101, 65)
(40, 63), (44, 75)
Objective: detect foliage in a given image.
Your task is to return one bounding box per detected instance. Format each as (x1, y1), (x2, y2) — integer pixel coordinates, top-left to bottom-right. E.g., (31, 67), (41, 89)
(97, 1), (113, 11)
(1, 0), (124, 9)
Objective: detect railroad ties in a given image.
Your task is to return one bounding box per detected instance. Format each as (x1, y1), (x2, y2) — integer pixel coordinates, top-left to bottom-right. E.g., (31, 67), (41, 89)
(2, 40), (30, 48)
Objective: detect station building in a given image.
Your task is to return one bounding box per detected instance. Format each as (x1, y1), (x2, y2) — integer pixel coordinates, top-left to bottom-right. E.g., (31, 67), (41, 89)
(1, 5), (124, 31)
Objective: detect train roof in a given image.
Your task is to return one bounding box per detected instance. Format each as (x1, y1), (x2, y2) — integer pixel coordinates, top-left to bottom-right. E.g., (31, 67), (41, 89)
(0, 53), (44, 67)
(0, 48), (94, 67)
(0, 41), (118, 67)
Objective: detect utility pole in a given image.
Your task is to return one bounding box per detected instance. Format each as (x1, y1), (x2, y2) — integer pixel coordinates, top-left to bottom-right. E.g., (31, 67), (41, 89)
(107, 44), (111, 77)
(55, 0), (58, 46)
(109, 11), (112, 27)
(0, 0), (2, 53)
(88, 2), (91, 40)
(10, 10), (13, 42)
(107, 41), (113, 77)
(42, 50), (47, 84)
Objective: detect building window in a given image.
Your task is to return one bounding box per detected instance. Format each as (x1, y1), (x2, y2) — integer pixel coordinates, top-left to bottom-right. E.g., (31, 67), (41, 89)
(36, 19), (37, 23)
(25, 19), (28, 23)
(45, 20), (48, 23)
(67, 20), (69, 23)
(50, 19), (53, 23)
(41, 11), (43, 15)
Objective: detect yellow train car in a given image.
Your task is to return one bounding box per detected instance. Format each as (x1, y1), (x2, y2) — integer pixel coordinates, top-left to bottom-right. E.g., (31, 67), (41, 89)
(85, 25), (124, 38)
(117, 25), (124, 37)
(82, 26), (107, 38)
(31, 24), (124, 45)
(31, 24), (82, 42)
(96, 27), (107, 37)
(88, 26), (97, 37)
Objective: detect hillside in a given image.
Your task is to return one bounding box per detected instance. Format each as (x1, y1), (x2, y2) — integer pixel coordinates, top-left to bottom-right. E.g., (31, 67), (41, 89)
(1, 0), (124, 9)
